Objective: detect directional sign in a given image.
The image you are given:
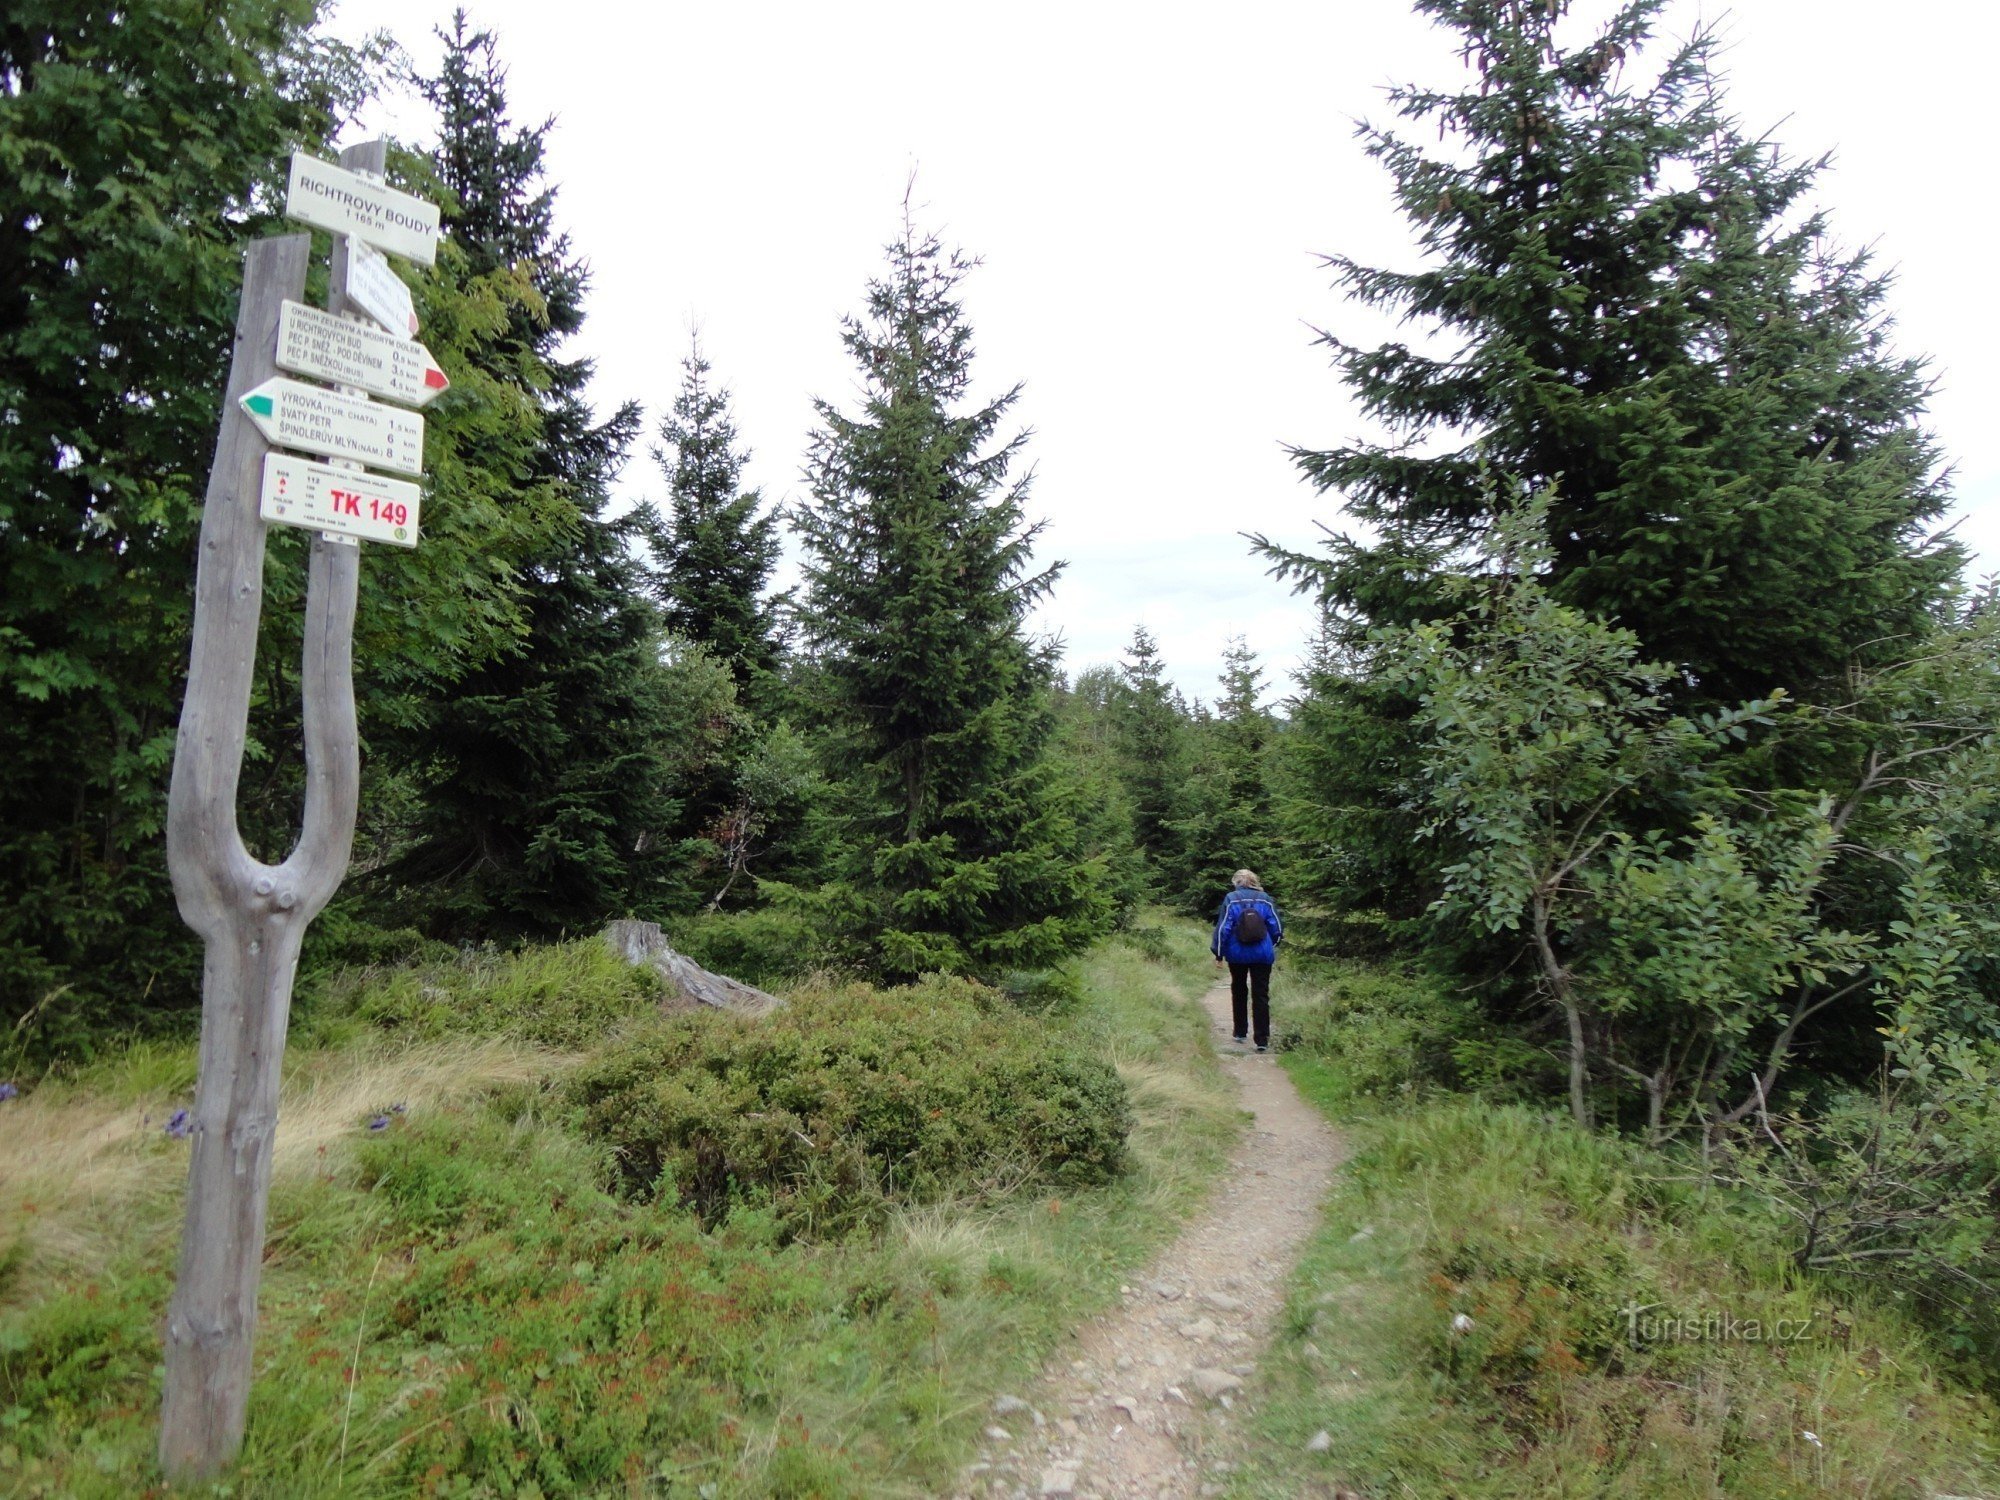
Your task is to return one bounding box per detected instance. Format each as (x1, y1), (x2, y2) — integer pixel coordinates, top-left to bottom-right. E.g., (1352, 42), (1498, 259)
(286, 152), (440, 266)
(260, 452), (420, 547)
(345, 239), (419, 339)
(238, 378), (424, 476)
(276, 302), (446, 408)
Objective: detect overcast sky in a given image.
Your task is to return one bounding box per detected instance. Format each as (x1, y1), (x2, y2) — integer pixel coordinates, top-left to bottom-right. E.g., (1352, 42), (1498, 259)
(329, 0), (2000, 706)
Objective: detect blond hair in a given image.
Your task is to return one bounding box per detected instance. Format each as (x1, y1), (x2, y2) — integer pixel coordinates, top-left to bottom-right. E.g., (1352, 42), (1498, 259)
(1231, 869), (1262, 890)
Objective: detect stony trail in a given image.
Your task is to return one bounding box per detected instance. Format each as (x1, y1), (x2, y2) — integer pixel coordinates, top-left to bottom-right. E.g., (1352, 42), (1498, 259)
(954, 980), (1346, 1500)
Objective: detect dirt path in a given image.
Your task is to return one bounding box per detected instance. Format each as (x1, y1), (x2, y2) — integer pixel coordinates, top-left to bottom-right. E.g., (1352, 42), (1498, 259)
(955, 981), (1345, 1500)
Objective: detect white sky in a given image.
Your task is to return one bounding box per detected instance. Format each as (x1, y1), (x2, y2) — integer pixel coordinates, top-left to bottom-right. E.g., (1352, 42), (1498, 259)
(329, 0), (2000, 706)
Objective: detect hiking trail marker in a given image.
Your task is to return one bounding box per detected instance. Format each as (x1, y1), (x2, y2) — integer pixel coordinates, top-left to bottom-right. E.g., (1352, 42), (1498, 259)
(238, 376), (425, 475)
(275, 300), (446, 405)
(345, 237), (421, 337)
(260, 452), (421, 547)
(162, 140), (441, 1485)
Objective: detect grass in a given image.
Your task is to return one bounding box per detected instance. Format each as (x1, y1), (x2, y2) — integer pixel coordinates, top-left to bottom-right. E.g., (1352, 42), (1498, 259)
(0, 918), (1238, 1496)
(1231, 960), (2000, 1499)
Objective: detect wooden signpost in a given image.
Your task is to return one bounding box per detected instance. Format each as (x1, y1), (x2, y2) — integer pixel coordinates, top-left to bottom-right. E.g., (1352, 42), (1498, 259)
(159, 139), (441, 1484)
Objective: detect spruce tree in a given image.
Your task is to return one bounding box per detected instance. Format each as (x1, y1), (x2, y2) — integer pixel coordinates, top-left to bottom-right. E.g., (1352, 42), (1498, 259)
(1267, 616), (1428, 943)
(1112, 626), (1190, 878)
(1050, 665), (1148, 918)
(647, 341), (784, 691)
(1273, 0), (1955, 705)
(1264, 0), (1961, 959)
(794, 210), (1108, 978)
(384, 15), (674, 936)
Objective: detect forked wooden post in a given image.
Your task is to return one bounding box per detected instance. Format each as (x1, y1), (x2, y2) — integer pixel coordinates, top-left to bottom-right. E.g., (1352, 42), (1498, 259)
(159, 141), (384, 1483)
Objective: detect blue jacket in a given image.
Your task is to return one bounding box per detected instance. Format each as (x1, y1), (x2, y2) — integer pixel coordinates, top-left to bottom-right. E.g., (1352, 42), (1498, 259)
(1212, 887), (1281, 965)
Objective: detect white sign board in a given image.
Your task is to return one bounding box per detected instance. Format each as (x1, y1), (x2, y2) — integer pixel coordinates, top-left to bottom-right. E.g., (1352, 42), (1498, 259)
(345, 239), (419, 339)
(239, 378), (424, 476)
(260, 452), (420, 548)
(276, 302), (449, 409)
(285, 152), (440, 266)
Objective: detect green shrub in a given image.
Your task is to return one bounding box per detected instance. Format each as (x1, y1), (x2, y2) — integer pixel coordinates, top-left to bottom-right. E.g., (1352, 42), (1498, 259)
(995, 963), (1084, 1014)
(1243, 1082), (2000, 1498)
(350, 1107), (874, 1496)
(1717, 1085), (2000, 1371)
(312, 938), (665, 1049)
(567, 976), (1133, 1237)
(1277, 961), (1512, 1104)
(668, 904), (833, 990)
(1350, 1106), (1655, 1417)
(1120, 923), (1173, 963)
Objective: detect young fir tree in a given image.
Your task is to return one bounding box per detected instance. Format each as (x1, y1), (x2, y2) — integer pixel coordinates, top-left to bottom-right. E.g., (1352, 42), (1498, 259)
(0, 0), (374, 1043)
(384, 14), (676, 936)
(1167, 639), (1278, 915)
(793, 210), (1110, 978)
(1270, 0), (1955, 704)
(1112, 626), (1190, 879)
(647, 341), (784, 691)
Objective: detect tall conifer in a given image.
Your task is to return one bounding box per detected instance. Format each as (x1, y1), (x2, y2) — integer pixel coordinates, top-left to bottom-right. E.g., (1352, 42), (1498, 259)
(647, 342), (783, 691)
(387, 14), (671, 935)
(1264, 0), (1961, 953)
(1167, 639), (1277, 913)
(794, 209), (1107, 977)
(1113, 627), (1190, 878)
(1273, 0), (1955, 703)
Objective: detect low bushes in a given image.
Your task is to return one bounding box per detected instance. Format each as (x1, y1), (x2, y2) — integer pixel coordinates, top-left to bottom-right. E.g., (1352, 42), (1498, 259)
(667, 903), (832, 990)
(310, 936), (666, 1049)
(1276, 959), (1546, 1105)
(568, 974), (1133, 1237)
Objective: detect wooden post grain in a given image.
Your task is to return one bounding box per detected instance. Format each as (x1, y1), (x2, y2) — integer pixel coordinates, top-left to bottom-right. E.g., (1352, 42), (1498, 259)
(159, 140), (382, 1483)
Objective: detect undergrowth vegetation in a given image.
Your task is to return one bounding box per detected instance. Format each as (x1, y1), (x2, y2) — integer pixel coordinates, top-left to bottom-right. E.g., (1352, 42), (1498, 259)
(570, 976), (1131, 1236)
(0, 920), (1236, 1496)
(1236, 961), (2000, 1499)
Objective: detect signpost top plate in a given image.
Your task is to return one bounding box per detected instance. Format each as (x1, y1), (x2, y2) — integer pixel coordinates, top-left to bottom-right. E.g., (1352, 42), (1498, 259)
(286, 152), (440, 266)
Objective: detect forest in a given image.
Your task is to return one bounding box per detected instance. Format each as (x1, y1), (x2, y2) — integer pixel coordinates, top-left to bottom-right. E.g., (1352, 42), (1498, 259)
(4, 0), (1999, 1494)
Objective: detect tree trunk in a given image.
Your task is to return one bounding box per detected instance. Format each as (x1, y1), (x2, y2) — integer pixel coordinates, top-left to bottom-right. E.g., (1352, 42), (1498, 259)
(1530, 889), (1593, 1129)
(160, 139), (379, 1483)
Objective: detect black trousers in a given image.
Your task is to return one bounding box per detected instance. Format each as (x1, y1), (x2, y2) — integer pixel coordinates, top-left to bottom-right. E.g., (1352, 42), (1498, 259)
(1228, 962), (1272, 1046)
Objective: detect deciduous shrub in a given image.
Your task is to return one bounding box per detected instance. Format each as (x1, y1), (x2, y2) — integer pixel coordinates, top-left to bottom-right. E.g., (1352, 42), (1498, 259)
(567, 976), (1132, 1237)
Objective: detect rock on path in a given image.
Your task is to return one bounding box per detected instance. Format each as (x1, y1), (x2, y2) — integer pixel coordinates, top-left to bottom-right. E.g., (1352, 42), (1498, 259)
(955, 982), (1346, 1500)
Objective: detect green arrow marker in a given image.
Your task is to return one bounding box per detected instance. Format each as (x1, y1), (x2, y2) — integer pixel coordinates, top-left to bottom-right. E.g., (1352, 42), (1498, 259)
(243, 392), (275, 419)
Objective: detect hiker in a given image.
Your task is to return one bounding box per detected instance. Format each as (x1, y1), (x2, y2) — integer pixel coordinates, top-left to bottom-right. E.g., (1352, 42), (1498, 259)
(1212, 869), (1282, 1052)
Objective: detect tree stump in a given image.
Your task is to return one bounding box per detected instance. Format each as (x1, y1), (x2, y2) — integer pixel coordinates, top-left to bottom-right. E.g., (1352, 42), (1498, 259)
(601, 920), (783, 1015)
